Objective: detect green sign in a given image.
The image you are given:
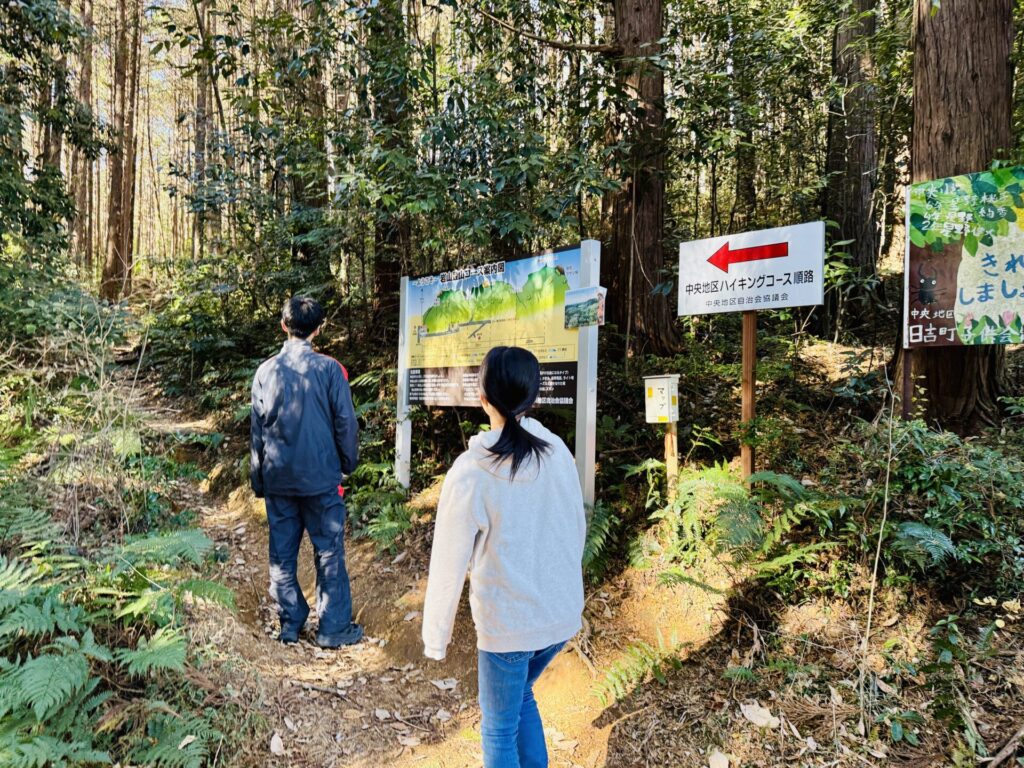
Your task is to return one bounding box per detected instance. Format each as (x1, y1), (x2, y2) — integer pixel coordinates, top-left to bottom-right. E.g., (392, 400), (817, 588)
(904, 166), (1024, 347)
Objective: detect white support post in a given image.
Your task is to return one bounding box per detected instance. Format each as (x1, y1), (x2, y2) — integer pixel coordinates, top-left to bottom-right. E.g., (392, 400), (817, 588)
(575, 240), (600, 508)
(395, 276), (412, 490)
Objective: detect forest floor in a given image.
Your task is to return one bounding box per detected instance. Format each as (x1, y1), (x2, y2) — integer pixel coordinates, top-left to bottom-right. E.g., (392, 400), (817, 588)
(123, 345), (1024, 768)
(132, 380), (732, 768)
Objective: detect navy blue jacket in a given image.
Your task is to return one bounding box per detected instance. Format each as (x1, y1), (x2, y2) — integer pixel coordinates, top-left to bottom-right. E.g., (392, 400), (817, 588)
(250, 338), (359, 498)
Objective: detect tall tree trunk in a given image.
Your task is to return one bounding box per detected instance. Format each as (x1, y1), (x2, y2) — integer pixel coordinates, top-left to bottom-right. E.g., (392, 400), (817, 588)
(601, 0), (676, 355)
(368, 0), (410, 323)
(193, 0), (209, 260)
(101, 0), (141, 300)
(288, 0), (328, 271)
(205, 3), (222, 245)
(41, 57), (66, 168)
(729, 13), (757, 235)
(903, 0), (1012, 431)
(70, 0), (93, 269)
(101, 0), (129, 300)
(124, 0), (142, 287)
(821, 0), (879, 336)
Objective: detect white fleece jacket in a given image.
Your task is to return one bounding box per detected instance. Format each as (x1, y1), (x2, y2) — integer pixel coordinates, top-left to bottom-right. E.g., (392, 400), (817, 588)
(422, 417), (586, 660)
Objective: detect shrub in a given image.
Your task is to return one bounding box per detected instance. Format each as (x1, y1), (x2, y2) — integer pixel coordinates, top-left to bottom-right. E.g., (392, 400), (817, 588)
(832, 419), (1024, 596)
(631, 418), (1024, 600)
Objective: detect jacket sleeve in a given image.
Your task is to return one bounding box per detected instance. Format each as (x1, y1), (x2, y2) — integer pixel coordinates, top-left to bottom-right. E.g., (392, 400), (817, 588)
(329, 363), (359, 476)
(249, 372), (265, 498)
(422, 461), (483, 660)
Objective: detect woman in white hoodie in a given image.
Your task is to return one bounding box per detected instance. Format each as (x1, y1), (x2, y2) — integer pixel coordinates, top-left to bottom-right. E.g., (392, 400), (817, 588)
(422, 345), (586, 768)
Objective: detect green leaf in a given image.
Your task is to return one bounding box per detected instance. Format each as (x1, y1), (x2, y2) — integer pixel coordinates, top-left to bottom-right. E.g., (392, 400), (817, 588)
(177, 579), (236, 609)
(891, 720), (904, 742)
(116, 530), (214, 567)
(11, 651), (90, 720)
(115, 628), (187, 677)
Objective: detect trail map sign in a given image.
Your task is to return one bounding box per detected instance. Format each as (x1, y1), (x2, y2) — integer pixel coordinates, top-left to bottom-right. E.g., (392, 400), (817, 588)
(904, 166), (1024, 348)
(395, 241), (601, 506)
(404, 246), (584, 407)
(677, 222), (825, 316)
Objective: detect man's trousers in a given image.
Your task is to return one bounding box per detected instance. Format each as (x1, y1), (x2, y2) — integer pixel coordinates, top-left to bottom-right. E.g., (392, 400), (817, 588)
(264, 490), (360, 645)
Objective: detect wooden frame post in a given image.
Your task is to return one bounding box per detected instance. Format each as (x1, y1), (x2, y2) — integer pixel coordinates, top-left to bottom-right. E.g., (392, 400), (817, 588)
(395, 276), (412, 490)
(665, 421), (679, 502)
(741, 310), (757, 479)
(901, 348), (913, 420)
(575, 240), (601, 508)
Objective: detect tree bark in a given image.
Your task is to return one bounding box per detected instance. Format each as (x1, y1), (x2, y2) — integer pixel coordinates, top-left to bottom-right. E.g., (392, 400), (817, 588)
(821, 0), (879, 336)
(287, 0), (328, 271)
(101, 0), (129, 300)
(902, 0), (1012, 431)
(601, 0), (676, 355)
(100, 0), (141, 301)
(729, 6), (757, 235)
(70, 0), (93, 270)
(368, 0), (410, 323)
(193, 0), (209, 260)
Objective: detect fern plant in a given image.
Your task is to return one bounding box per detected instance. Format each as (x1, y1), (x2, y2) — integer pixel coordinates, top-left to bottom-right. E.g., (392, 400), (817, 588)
(129, 708), (222, 768)
(594, 638), (684, 705)
(890, 521), (957, 570)
(0, 485), (234, 767)
(366, 501), (413, 552)
(115, 627), (188, 677)
(582, 501), (620, 581)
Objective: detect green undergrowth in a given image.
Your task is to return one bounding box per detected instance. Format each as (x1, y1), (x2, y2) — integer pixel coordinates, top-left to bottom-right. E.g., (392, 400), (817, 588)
(595, 414), (1024, 760)
(620, 416), (1024, 602)
(0, 285), (253, 767)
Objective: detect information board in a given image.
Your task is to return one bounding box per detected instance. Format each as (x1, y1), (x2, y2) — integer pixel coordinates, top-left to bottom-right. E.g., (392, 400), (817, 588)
(404, 246), (584, 407)
(904, 167), (1024, 348)
(395, 241), (601, 507)
(677, 222), (825, 316)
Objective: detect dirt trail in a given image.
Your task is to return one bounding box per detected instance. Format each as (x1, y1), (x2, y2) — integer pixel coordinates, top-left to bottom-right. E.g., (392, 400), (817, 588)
(137, 391), (731, 768)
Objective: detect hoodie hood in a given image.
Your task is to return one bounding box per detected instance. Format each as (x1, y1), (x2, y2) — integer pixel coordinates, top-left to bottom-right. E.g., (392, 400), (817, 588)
(468, 417), (557, 482)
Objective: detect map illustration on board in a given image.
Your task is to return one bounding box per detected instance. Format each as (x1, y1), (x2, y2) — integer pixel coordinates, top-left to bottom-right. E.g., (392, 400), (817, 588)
(405, 247), (583, 407)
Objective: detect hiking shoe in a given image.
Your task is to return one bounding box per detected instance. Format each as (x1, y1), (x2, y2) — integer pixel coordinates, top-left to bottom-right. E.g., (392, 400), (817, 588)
(278, 627), (301, 644)
(316, 623), (364, 648)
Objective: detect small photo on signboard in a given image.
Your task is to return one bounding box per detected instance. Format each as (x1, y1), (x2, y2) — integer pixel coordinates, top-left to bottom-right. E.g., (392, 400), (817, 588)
(564, 286), (607, 328)
(904, 166), (1024, 348)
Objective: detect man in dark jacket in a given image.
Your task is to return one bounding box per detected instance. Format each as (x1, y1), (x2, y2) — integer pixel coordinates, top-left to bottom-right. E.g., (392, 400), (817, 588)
(250, 297), (362, 647)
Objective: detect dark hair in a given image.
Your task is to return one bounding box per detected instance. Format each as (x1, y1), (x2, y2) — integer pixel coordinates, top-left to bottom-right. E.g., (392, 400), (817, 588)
(282, 296), (324, 339)
(479, 346), (551, 479)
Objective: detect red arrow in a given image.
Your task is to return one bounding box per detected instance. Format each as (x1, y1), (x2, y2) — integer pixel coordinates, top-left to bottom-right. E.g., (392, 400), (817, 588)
(707, 240), (789, 273)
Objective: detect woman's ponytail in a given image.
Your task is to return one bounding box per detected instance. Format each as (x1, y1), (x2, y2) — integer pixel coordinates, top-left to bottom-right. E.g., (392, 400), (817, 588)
(479, 346), (551, 479)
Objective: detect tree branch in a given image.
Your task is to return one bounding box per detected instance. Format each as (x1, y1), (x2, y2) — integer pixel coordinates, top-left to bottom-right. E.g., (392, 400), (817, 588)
(988, 721), (1024, 768)
(469, 4), (621, 55)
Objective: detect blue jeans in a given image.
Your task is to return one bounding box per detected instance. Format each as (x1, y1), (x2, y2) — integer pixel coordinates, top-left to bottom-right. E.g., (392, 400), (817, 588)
(478, 641), (566, 768)
(265, 491), (359, 645)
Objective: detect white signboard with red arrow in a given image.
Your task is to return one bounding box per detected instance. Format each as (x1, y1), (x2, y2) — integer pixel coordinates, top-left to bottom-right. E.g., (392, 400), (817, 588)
(677, 221), (825, 316)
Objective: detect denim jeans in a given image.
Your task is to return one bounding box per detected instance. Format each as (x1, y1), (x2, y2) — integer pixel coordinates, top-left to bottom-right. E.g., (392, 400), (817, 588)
(265, 491), (360, 645)
(477, 641), (567, 768)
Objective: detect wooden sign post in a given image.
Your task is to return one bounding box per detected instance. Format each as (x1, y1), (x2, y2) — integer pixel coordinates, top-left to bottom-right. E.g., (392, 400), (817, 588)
(677, 222), (825, 480)
(665, 421), (679, 501)
(741, 310), (757, 478)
